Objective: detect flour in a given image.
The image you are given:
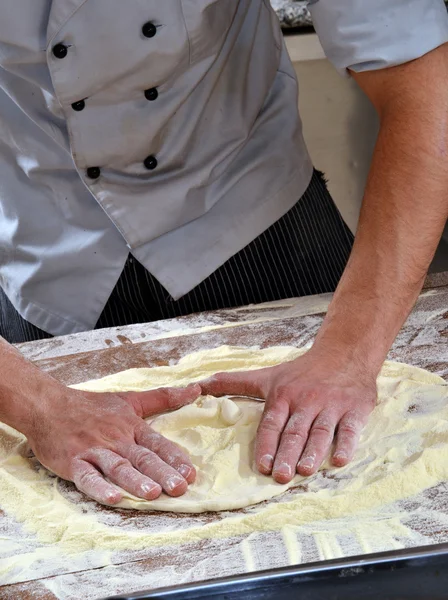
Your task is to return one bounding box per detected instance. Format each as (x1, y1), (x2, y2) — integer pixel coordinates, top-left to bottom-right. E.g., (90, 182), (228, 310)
(1, 345), (448, 596)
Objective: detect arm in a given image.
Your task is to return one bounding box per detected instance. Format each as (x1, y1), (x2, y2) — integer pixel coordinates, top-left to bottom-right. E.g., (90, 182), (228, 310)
(201, 43), (448, 482)
(0, 337), (200, 503)
(316, 43), (448, 376)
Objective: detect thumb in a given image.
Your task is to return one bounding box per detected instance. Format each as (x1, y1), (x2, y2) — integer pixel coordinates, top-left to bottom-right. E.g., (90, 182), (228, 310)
(120, 383), (202, 418)
(199, 369), (266, 399)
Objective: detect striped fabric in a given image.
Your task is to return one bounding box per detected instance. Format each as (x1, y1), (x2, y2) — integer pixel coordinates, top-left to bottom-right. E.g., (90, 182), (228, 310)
(0, 170), (353, 344)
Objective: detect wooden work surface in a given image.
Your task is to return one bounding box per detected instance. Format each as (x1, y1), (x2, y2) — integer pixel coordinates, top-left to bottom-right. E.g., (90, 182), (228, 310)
(2, 274), (448, 600)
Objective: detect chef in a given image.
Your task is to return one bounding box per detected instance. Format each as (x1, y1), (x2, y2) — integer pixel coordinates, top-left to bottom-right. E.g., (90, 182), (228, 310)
(0, 0), (447, 505)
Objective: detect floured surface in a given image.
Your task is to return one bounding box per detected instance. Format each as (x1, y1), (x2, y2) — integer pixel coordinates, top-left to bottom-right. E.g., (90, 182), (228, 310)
(3, 281), (448, 600)
(1, 345), (448, 599)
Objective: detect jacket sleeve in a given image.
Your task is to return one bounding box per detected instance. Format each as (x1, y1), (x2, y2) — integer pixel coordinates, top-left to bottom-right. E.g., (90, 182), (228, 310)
(308, 0), (448, 76)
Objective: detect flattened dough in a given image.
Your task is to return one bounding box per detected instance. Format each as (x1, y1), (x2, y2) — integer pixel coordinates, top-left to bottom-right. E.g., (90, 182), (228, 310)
(71, 345), (448, 513)
(131, 396), (293, 512)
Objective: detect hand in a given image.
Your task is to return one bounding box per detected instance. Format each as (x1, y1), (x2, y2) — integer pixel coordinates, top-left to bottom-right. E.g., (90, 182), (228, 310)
(200, 348), (377, 484)
(26, 382), (201, 505)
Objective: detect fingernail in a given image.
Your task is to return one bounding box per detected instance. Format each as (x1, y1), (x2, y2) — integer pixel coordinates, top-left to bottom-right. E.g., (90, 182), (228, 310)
(276, 463), (292, 477)
(299, 457), (315, 470)
(105, 491), (120, 504)
(334, 451), (347, 462)
(166, 475), (185, 492)
(260, 454), (274, 471)
(178, 464), (192, 479)
(141, 483), (157, 495)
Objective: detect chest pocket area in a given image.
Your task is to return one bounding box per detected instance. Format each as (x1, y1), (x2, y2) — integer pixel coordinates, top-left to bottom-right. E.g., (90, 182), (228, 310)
(181, 0), (240, 64)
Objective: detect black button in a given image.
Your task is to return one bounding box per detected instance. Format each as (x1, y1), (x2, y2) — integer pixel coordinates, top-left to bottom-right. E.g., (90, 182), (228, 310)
(142, 22), (157, 38)
(144, 88), (159, 102)
(72, 100), (86, 112)
(53, 43), (68, 59)
(144, 156), (158, 170)
(86, 167), (101, 179)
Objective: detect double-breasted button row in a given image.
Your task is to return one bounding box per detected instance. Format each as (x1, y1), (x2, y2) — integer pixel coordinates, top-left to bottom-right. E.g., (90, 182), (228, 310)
(52, 21), (158, 59)
(51, 22), (161, 180)
(71, 88), (157, 113)
(86, 155), (157, 180)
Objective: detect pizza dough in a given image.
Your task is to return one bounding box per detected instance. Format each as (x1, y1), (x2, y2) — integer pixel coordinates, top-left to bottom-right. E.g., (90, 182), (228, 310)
(124, 396), (296, 512)
(69, 345), (448, 513)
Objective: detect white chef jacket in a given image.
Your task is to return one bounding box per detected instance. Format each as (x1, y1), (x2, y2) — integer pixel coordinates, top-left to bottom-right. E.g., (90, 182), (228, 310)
(0, 0), (447, 336)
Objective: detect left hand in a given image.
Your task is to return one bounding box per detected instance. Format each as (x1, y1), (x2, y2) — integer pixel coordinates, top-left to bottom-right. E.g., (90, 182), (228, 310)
(200, 348), (377, 484)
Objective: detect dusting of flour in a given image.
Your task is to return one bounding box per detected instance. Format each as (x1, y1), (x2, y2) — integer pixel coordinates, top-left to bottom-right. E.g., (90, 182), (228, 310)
(1, 345), (448, 598)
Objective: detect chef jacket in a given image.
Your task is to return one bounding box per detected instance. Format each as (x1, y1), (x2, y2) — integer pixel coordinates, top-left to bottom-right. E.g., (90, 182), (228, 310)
(0, 0), (447, 336)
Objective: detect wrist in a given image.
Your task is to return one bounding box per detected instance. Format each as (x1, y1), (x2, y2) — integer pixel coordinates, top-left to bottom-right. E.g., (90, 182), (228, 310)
(311, 284), (403, 379)
(0, 374), (58, 437)
(0, 341), (64, 436)
(311, 322), (387, 381)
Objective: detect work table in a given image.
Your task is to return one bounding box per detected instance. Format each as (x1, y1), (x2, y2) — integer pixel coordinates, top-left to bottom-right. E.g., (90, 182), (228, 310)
(2, 272), (448, 600)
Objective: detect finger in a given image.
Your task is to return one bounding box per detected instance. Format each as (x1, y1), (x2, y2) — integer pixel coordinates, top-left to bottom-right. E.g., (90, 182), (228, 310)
(332, 411), (365, 467)
(88, 449), (163, 500)
(297, 410), (337, 476)
(272, 410), (315, 483)
(255, 398), (290, 476)
(72, 459), (123, 506)
(121, 383), (202, 418)
(199, 370), (267, 399)
(136, 424), (196, 484)
(122, 443), (189, 497)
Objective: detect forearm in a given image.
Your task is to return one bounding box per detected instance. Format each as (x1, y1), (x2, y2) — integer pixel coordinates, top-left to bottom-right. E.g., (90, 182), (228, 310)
(314, 45), (448, 375)
(0, 337), (62, 434)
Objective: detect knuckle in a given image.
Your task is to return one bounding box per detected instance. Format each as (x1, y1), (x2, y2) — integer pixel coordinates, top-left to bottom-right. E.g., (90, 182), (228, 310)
(297, 388), (319, 405)
(166, 389), (189, 411)
(157, 387), (190, 411)
(75, 470), (96, 490)
(262, 409), (279, 423)
(139, 428), (185, 463)
(283, 429), (307, 443)
(342, 410), (364, 428)
(312, 421), (334, 436)
(285, 412), (307, 432)
(273, 384), (294, 402)
(152, 464), (174, 483)
(108, 457), (131, 477)
(200, 373), (226, 396)
(258, 420), (281, 434)
(163, 448), (184, 466)
(99, 425), (127, 443)
(339, 421), (359, 437)
(132, 448), (153, 472)
(143, 430), (163, 452)
(258, 409), (282, 433)
(155, 434), (178, 455)
(209, 372), (227, 387)
(213, 372), (227, 382)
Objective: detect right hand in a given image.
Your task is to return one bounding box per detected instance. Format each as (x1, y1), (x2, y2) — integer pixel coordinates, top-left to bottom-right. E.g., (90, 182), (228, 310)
(25, 382), (201, 505)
